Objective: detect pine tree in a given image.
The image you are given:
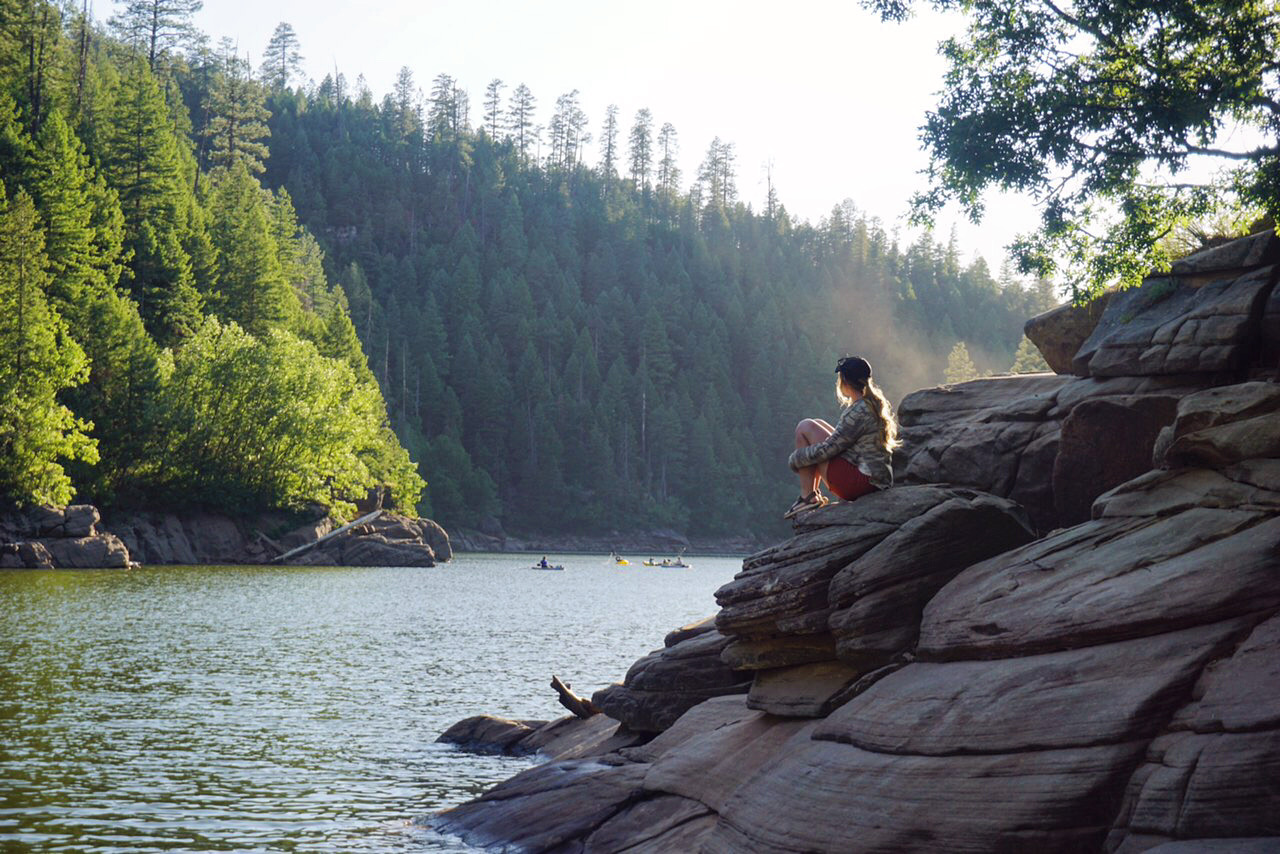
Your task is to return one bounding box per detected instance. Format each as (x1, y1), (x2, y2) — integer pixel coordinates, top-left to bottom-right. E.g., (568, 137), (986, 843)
(507, 83), (535, 160)
(205, 45), (271, 174)
(101, 60), (185, 229)
(1010, 336), (1051, 373)
(207, 163), (294, 336)
(483, 78), (504, 139)
(3, 0), (63, 133)
(108, 0), (203, 71)
(628, 107), (652, 190)
(28, 111), (120, 317)
(100, 60), (201, 342)
(260, 22), (303, 93)
(656, 121), (679, 198)
(944, 341), (980, 383)
(599, 103), (619, 179)
(0, 186), (97, 505)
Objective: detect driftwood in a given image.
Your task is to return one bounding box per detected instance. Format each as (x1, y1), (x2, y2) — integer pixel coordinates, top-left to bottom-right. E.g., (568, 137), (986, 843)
(551, 674), (600, 719)
(269, 510), (383, 564)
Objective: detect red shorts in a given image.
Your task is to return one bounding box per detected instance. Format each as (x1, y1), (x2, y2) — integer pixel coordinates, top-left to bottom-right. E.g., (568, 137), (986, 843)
(826, 457), (879, 501)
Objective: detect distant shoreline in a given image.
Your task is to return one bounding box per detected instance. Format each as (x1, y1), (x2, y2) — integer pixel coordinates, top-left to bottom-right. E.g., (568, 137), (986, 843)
(448, 528), (765, 559)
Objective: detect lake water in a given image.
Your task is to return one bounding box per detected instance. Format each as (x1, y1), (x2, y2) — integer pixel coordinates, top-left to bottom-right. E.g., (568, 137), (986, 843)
(0, 552), (746, 852)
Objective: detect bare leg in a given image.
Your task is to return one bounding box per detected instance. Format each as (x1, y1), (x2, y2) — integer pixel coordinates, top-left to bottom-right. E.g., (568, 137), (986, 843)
(794, 419), (834, 497)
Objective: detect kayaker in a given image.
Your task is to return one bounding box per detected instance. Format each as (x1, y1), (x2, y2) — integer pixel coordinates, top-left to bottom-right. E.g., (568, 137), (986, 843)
(784, 355), (900, 518)
(539, 556), (549, 568)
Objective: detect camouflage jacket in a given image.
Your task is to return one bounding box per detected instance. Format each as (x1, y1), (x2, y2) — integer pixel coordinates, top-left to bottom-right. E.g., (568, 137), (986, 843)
(787, 398), (893, 488)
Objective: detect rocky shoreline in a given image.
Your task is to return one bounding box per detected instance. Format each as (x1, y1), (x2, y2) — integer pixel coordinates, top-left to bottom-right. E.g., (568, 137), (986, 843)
(423, 230), (1280, 852)
(0, 504), (451, 568)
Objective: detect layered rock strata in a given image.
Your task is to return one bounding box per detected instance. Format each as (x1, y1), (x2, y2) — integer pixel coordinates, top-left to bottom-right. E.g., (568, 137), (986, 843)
(591, 617), (752, 733)
(1, 504), (449, 567)
(105, 508), (449, 565)
(428, 379), (1280, 851)
(428, 232), (1280, 852)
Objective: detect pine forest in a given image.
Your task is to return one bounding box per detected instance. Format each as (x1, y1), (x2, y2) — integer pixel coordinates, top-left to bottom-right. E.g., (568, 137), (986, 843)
(0, 1), (1059, 538)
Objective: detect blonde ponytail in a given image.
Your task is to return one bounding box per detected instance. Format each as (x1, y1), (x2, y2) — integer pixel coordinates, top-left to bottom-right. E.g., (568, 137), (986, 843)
(860, 378), (900, 452)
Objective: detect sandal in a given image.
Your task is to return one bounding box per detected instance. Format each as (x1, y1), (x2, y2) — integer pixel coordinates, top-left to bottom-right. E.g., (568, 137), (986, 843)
(783, 491), (826, 519)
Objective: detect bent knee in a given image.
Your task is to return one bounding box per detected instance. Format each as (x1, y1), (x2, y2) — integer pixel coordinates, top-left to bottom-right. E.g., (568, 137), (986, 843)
(795, 418), (824, 435)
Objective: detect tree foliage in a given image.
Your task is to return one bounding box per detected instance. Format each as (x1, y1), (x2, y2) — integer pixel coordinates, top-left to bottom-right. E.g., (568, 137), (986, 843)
(0, 7), (421, 518)
(868, 0), (1280, 297)
(0, 2), (1058, 540)
(0, 186), (97, 506)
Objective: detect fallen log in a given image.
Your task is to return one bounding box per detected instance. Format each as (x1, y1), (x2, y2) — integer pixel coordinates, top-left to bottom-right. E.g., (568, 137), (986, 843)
(269, 510), (382, 564)
(551, 674), (600, 719)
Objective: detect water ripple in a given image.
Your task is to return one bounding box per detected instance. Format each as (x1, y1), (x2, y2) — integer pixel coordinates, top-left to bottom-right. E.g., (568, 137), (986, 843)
(0, 553), (741, 851)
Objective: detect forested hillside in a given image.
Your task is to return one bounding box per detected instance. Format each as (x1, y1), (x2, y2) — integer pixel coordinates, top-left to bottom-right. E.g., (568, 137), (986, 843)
(0, 1), (421, 518)
(0, 1), (1055, 537)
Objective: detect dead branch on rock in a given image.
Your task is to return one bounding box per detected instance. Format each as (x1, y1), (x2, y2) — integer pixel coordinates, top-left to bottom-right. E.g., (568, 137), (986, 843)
(551, 674), (600, 719)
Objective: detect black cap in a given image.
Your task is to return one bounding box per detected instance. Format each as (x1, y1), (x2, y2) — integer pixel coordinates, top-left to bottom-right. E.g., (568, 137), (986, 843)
(836, 356), (872, 383)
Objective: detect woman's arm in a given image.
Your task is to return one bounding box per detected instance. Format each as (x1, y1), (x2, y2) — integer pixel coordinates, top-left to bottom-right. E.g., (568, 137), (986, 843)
(788, 403), (876, 471)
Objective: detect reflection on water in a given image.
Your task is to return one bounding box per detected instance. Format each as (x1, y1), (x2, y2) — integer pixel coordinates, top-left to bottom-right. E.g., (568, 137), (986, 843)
(0, 553), (743, 851)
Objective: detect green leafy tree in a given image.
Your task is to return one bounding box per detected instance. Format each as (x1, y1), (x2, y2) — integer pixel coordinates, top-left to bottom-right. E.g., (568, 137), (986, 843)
(154, 319), (422, 517)
(0, 186), (97, 505)
(867, 0), (1280, 297)
(65, 287), (163, 503)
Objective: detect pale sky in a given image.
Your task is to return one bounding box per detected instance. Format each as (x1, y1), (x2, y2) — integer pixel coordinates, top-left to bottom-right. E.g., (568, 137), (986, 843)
(181, 0), (1043, 271)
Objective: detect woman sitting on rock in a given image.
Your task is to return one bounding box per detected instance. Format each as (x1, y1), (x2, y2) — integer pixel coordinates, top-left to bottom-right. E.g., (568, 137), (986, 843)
(784, 355), (899, 518)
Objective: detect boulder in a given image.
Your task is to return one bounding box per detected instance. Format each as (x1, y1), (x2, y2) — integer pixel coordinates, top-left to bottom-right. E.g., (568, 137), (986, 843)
(1053, 394), (1181, 526)
(1072, 265), (1277, 377)
(108, 512), (200, 565)
(896, 373), (1215, 531)
(644, 708), (818, 813)
(826, 491), (1035, 661)
(334, 534), (435, 567)
(816, 619), (1249, 755)
(1262, 270), (1280, 365)
(435, 714), (546, 755)
(920, 506), (1280, 660)
(39, 534), (131, 568)
(715, 485), (994, 671)
(517, 713), (644, 761)
(422, 760), (648, 852)
(61, 504), (100, 537)
(30, 504), (100, 537)
(592, 621), (750, 733)
(1024, 292), (1113, 374)
(582, 794), (716, 853)
(1157, 381), (1280, 468)
(0, 541), (54, 569)
(619, 694), (763, 765)
(1169, 228), (1280, 280)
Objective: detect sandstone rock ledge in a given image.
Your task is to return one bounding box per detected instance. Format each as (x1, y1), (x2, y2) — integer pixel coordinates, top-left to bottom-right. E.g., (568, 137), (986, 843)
(424, 380), (1280, 853)
(425, 233), (1280, 852)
